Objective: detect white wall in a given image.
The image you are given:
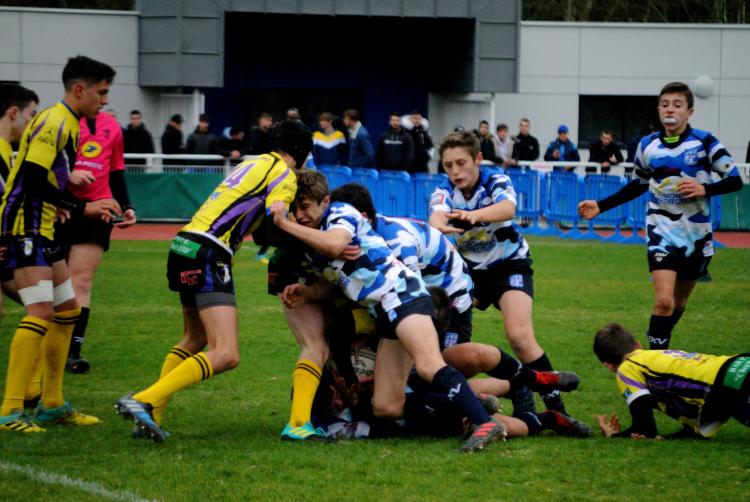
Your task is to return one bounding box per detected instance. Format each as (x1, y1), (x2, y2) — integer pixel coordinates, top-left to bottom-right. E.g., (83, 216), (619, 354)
(431, 22), (750, 162)
(0, 7), (162, 144)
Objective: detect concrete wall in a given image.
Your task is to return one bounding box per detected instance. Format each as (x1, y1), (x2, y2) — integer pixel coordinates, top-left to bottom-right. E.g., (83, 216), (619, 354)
(431, 22), (750, 162)
(0, 7), (163, 143)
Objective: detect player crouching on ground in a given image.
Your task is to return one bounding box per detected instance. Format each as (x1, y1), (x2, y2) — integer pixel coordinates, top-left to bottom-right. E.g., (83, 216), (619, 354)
(114, 120), (312, 442)
(271, 170), (506, 452)
(594, 323), (750, 440)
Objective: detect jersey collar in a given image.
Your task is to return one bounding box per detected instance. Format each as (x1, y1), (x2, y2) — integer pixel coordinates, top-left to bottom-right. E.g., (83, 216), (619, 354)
(59, 100), (81, 120)
(659, 124), (692, 148)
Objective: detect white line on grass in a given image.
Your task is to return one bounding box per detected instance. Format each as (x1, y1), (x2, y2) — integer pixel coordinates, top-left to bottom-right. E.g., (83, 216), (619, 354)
(0, 461), (156, 502)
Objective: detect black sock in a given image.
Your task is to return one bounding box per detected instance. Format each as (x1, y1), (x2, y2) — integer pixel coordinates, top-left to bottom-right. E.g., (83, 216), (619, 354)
(487, 349), (538, 390)
(515, 411), (555, 436)
(526, 353), (565, 412)
(403, 391), (464, 437)
(432, 365), (491, 426)
(670, 307), (685, 328)
(647, 314), (673, 349)
(68, 306), (90, 359)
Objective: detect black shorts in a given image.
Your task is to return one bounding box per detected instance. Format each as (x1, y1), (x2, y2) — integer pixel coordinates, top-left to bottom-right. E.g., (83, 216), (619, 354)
(440, 306), (472, 351)
(3, 235), (65, 271)
(267, 247), (316, 296)
(471, 258), (534, 311)
(374, 295), (437, 340)
(0, 238), (12, 281)
(648, 250), (712, 281)
(55, 212), (113, 252)
(166, 232), (235, 309)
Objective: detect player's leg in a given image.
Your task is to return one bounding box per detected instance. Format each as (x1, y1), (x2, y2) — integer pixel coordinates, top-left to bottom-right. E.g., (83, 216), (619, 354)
(65, 242), (105, 373)
(649, 269), (677, 349)
(498, 290), (566, 413)
(371, 338), (413, 420)
(501, 410), (591, 438)
(0, 265), (53, 432)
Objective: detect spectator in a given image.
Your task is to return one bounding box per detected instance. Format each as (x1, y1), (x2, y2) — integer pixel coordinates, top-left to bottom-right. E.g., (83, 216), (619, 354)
(404, 110), (433, 173)
(509, 118), (540, 166)
(218, 126), (250, 164)
(250, 112), (273, 155)
(312, 112), (347, 166)
(123, 109), (154, 166)
(544, 124), (580, 171)
(626, 124), (654, 162)
(376, 112), (414, 171)
(476, 120), (503, 165)
(495, 124), (514, 167)
(342, 108), (374, 167)
(161, 113), (185, 155)
(588, 130), (623, 173)
(186, 113), (220, 167)
(286, 107), (302, 122)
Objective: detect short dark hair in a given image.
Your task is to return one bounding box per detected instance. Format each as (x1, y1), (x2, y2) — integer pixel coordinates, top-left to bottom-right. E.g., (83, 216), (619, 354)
(199, 113), (210, 122)
(318, 112), (333, 122)
(593, 323), (639, 365)
(62, 55), (115, 91)
(295, 169), (329, 205)
(439, 131), (480, 159)
(0, 83), (39, 117)
(130, 109), (141, 116)
(659, 81), (694, 109)
(601, 129), (613, 137)
(330, 183), (377, 224)
(479, 120), (489, 127)
(389, 112), (400, 119)
(496, 123), (508, 132)
(259, 112), (272, 120)
(343, 109), (360, 121)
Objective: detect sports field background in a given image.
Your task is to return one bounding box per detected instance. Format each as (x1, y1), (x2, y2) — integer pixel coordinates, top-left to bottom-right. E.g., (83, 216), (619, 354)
(0, 235), (748, 501)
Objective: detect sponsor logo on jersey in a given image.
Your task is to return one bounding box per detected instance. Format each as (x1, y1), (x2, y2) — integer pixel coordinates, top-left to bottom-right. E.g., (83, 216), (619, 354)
(81, 141), (102, 158)
(684, 149), (698, 166)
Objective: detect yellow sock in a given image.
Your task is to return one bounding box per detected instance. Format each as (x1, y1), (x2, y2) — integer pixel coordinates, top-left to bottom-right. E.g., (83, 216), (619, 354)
(1, 316), (48, 415)
(152, 346), (193, 424)
(41, 308), (80, 409)
(289, 359), (322, 427)
(134, 353), (212, 407)
(24, 351), (44, 401)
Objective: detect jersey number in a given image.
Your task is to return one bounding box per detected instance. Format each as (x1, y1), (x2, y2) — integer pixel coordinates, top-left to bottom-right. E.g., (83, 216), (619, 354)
(224, 162), (255, 188)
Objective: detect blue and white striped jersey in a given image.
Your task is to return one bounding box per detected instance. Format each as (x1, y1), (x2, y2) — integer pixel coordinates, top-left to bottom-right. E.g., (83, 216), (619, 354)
(429, 165), (529, 271)
(634, 126), (739, 257)
(306, 201), (428, 309)
(374, 214), (473, 314)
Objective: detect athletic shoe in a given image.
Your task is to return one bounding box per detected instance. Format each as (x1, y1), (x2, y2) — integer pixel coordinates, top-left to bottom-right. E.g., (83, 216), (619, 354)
(65, 356), (90, 374)
(459, 418), (507, 453)
(35, 401), (100, 426)
(533, 371), (580, 392)
(115, 394), (167, 443)
(549, 410), (591, 438)
(478, 394), (502, 415)
(511, 385), (536, 415)
(0, 411), (46, 433)
(280, 422), (328, 441)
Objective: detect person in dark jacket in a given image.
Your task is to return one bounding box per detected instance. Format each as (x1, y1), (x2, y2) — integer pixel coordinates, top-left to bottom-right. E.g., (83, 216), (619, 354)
(476, 120), (503, 165)
(588, 130), (623, 173)
(161, 113), (185, 155)
(376, 112), (414, 171)
(249, 112), (273, 155)
(509, 118), (540, 167)
(186, 113), (220, 167)
(343, 109), (374, 167)
(406, 110), (433, 173)
(218, 126), (250, 164)
(123, 109), (154, 166)
(544, 124), (580, 171)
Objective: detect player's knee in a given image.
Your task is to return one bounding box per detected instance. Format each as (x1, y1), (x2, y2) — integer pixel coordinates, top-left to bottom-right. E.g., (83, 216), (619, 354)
(372, 398), (405, 420)
(653, 295), (674, 315)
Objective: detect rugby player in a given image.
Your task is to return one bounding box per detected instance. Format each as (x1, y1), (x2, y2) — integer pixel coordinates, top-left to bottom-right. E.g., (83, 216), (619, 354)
(579, 82), (742, 350)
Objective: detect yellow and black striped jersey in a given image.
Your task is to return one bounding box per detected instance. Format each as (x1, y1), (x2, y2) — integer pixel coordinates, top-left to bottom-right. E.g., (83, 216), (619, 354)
(0, 101), (80, 239)
(181, 152), (297, 254)
(0, 137), (12, 192)
(616, 349), (732, 436)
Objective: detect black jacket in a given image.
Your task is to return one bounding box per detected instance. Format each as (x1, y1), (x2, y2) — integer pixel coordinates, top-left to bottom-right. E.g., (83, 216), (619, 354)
(186, 128), (219, 155)
(250, 128), (273, 155)
(408, 126), (433, 173)
(512, 133), (540, 162)
(376, 128), (414, 171)
(161, 124), (184, 155)
(589, 139), (623, 165)
(123, 125), (155, 154)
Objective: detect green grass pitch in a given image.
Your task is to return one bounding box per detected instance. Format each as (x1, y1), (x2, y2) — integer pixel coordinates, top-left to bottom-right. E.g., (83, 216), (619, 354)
(1, 237), (749, 501)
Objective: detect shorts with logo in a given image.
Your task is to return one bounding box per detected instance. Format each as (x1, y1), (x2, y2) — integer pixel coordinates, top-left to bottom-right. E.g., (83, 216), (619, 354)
(3, 235), (66, 273)
(440, 305), (472, 351)
(374, 294), (437, 340)
(471, 258), (534, 311)
(648, 249), (712, 281)
(166, 232), (235, 309)
(55, 211), (114, 252)
(0, 238), (11, 282)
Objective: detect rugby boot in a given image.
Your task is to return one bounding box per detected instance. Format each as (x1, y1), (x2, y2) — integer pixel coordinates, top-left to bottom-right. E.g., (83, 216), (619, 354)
(531, 371), (580, 392)
(35, 401), (100, 426)
(511, 385), (536, 415)
(65, 356), (90, 374)
(0, 411), (46, 433)
(548, 410), (591, 438)
(115, 394), (167, 443)
(459, 418), (507, 453)
(280, 422), (328, 441)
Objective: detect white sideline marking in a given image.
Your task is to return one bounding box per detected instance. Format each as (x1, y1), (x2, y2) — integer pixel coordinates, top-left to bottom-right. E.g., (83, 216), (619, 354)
(0, 461), (156, 502)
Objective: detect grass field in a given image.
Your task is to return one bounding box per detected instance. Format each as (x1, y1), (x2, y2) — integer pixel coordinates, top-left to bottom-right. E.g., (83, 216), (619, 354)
(1, 237), (749, 501)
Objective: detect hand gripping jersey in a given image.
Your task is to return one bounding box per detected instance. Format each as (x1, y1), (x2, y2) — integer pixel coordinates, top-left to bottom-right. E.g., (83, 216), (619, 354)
(616, 349), (732, 437)
(181, 153), (297, 254)
(0, 101), (79, 239)
(69, 113), (124, 201)
(429, 165), (529, 270)
(305, 201), (428, 309)
(634, 127), (739, 258)
(374, 214), (473, 313)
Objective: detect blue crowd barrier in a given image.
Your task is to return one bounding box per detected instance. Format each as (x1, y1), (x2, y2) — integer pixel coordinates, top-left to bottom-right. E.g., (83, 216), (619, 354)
(711, 195), (725, 248)
(318, 165), (352, 190)
(378, 170), (414, 218)
(351, 168), (380, 208)
(581, 175), (628, 242)
(622, 192), (648, 244)
(507, 170), (543, 234)
(544, 172), (585, 239)
(413, 173), (448, 222)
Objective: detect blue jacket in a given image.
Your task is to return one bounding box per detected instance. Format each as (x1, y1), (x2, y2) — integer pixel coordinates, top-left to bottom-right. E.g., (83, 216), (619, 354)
(348, 124), (375, 168)
(544, 138), (580, 162)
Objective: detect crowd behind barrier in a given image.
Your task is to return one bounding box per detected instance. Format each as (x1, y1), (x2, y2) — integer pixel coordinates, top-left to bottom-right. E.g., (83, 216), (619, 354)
(122, 154), (750, 232)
